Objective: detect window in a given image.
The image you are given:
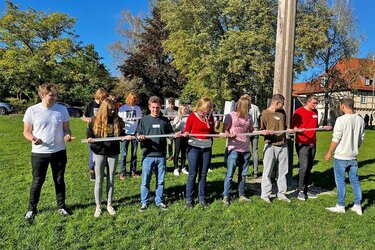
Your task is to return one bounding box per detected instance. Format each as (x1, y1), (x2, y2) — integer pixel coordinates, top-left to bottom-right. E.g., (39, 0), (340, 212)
(365, 78), (370, 86)
(361, 96), (367, 104)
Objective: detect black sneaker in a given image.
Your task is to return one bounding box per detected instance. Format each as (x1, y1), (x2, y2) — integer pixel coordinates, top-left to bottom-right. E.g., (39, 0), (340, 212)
(156, 203), (168, 211)
(297, 191), (306, 201)
(186, 202), (194, 209)
(25, 211), (36, 221)
(58, 208), (70, 216)
(307, 191), (318, 199)
(139, 204), (148, 212)
(199, 201), (210, 209)
(89, 170), (95, 181)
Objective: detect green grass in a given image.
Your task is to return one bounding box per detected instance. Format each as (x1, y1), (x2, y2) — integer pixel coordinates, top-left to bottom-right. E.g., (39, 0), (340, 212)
(1, 115), (375, 249)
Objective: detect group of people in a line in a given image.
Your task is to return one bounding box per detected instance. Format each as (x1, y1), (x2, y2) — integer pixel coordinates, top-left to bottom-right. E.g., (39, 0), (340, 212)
(22, 83), (365, 221)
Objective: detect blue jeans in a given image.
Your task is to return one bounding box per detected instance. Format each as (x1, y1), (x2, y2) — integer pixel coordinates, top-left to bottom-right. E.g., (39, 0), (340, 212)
(186, 146), (211, 203)
(333, 158), (362, 206)
(140, 156), (166, 205)
(120, 139), (138, 174)
(223, 151), (251, 197)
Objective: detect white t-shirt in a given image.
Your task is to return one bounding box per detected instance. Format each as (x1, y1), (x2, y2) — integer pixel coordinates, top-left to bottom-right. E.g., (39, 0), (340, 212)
(118, 104), (142, 134)
(23, 103), (70, 153)
(333, 114), (365, 160)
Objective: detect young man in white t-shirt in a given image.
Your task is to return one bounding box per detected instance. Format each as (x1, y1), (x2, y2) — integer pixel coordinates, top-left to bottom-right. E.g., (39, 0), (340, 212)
(324, 97), (365, 215)
(23, 83), (73, 221)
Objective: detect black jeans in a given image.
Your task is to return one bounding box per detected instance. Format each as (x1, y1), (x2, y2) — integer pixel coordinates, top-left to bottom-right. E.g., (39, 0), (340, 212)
(296, 144), (316, 193)
(29, 150), (67, 211)
(174, 137), (188, 170)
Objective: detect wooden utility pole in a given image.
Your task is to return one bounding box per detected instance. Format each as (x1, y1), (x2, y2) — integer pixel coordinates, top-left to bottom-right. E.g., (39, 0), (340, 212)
(273, 0), (297, 127)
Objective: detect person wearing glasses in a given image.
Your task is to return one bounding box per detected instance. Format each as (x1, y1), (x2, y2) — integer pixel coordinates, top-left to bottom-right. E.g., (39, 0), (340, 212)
(87, 99), (126, 217)
(260, 94), (291, 203)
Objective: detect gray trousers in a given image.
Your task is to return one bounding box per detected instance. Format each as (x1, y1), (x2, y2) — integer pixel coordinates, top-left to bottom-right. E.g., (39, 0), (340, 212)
(261, 144), (288, 198)
(93, 154), (118, 205)
(250, 135), (259, 174)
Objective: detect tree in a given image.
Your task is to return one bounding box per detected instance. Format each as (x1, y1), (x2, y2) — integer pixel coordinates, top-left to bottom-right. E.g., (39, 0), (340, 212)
(118, 7), (187, 108)
(0, 1), (112, 104)
(305, 0), (361, 125)
(159, 0), (331, 109)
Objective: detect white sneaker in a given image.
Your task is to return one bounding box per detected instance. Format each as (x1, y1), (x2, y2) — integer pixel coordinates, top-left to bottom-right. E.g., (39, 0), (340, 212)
(173, 169), (180, 176)
(25, 211), (36, 220)
(326, 204), (345, 213)
(107, 206), (116, 216)
(277, 194), (291, 203)
(58, 208), (70, 216)
(261, 197), (272, 203)
(350, 204), (362, 215)
(94, 207), (102, 218)
(181, 168), (189, 175)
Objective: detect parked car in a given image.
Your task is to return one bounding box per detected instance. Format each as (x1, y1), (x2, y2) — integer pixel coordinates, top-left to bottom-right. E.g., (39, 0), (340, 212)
(57, 102), (83, 117)
(0, 102), (14, 115)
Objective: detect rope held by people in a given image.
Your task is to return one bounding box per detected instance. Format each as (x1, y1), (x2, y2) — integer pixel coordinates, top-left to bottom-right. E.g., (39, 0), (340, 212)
(80, 127), (329, 143)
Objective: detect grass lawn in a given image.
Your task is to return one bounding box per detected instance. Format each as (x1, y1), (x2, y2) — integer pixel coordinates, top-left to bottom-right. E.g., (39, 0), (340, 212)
(1, 115), (375, 249)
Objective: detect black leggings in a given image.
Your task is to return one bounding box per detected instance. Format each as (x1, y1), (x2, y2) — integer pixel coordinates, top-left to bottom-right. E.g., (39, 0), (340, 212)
(174, 137), (188, 170)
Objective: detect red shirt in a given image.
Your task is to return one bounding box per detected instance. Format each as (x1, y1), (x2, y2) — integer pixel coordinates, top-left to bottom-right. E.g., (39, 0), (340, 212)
(291, 107), (318, 144)
(184, 113), (215, 139)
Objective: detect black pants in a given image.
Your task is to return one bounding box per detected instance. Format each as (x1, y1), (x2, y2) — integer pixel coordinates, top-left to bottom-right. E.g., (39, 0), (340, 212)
(296, 144), (316, 193)
(29, 150), (67, 211)
(174, 137), (188, 170)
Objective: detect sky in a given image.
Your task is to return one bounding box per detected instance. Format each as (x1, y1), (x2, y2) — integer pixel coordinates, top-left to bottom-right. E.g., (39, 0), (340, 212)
(0, 0), (374, 80)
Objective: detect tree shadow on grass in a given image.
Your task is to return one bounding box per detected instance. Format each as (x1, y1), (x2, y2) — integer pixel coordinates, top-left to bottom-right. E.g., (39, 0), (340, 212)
(358, 158), (375, 168)
(361, 189), (375, 211)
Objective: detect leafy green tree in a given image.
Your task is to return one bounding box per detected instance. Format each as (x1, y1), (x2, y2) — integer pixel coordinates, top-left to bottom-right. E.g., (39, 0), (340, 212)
(305, 0), (361, 125)
(0, 1), (112, 104)
(119, 7), (187, 108)
(159, 0), (331, 109)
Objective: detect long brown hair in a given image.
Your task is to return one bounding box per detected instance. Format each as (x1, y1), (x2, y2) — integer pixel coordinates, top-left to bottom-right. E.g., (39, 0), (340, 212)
(236, 94), (251, 119)
(92, 98), (124, 138)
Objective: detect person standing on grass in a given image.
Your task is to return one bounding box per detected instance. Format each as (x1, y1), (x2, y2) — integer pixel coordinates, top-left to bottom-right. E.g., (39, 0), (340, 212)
(249, 101), (261, 177)
(172, 104), (189, 176)
(82, 88), (109, 181)
(137, 96), (180, 212)
(260, 94), (291, 203)
(118, 92), (142, 179)
(222, 94), (255, 205)
(183, 97), (227, 209)
(23, 83), (73, 221)
(291, 94), (331, 201)
(163, 98), (178, 161)
(325, 97), (365, 215)
(87, 98), (127, 217)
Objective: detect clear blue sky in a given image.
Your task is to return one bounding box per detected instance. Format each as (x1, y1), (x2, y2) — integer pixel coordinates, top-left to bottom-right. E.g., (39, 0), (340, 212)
(0, 0), (374, 79)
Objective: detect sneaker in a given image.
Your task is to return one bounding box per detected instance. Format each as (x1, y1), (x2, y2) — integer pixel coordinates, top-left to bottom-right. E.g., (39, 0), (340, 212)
(278, 194), (291, 203)
(297, 191), (306, 201)
(131, 172), (141, 178)
(119, 173), (126, 180)
(173, 169), (180, 176)
(261, 197), (272, 203)
(222, 196), (230, 206)
(239, 195), (251, 203)
(139, 204), (148, 212)
(89, 170), (95, 181)
(25, 211), (36, 221)
(107, 206), (116, 216)
(326, 204), (345, 214)
(58, 208), (70, 216)
(350, 204), (363, 215)
(307, 191), (318, 199)
(94, 208), (102, 218)
(181, 168), (189, 175)
(156, 203), (168, 211)
(186, 202), (194, 209)
(199, 201), (210, 208)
